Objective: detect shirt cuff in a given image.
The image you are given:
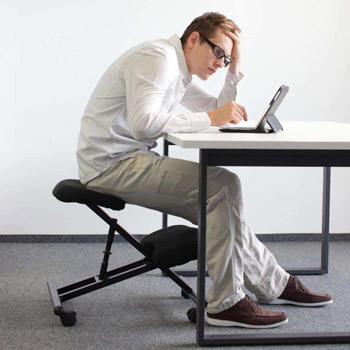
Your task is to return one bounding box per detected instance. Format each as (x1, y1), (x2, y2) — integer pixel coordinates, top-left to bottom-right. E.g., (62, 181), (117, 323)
(190, 112), (211, 132)
(225, 70), (244, 87)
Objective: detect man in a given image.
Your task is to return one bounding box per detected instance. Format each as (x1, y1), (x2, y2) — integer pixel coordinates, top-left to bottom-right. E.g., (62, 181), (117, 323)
(77, 12), (332, 328)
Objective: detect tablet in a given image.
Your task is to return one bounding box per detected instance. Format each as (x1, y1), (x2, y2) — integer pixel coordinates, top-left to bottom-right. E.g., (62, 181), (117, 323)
(219, 85), (289, 133)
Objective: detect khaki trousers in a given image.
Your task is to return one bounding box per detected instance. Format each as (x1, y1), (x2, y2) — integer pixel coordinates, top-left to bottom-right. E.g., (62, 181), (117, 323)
(85, 153), (289, 313)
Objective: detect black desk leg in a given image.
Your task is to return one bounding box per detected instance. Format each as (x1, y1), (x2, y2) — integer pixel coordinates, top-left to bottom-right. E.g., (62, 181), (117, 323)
(321, 167), (331, 273)
(286, 166), (331, 276)
(197, 149), (208, 345)
(162, 139), (169, 228)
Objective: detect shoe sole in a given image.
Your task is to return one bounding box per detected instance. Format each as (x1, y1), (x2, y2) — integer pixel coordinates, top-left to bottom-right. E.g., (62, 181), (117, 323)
(206, 317), (288, 329)
(264, 299), (333, 307)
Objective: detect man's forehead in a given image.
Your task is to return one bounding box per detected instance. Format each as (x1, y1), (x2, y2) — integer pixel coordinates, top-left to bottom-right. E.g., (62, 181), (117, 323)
(210, 29), (233, 55)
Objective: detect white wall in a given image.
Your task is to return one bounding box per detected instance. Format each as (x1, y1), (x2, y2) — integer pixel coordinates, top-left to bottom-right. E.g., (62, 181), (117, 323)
(1, 0), (350, 235)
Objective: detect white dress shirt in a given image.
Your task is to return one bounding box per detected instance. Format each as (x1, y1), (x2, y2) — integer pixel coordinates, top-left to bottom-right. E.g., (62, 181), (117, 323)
(77, 34), (243, 184)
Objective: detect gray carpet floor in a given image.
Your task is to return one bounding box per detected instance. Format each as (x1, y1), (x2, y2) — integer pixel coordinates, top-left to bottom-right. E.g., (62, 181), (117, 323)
(1, 241), (349, 350)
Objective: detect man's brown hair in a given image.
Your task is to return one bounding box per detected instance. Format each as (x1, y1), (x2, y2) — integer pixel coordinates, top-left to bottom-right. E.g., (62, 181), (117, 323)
(180, 12), (241, 46)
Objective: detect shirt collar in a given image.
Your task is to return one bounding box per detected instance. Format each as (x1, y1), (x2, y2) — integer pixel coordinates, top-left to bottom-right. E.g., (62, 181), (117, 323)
(168, 34), (192, 84)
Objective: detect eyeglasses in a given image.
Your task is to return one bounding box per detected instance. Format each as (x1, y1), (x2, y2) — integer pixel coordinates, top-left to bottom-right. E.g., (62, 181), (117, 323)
(199, 33), (232, 68)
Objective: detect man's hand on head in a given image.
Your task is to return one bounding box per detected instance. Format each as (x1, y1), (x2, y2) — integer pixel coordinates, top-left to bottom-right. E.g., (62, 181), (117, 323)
(224, 29), (241, 75)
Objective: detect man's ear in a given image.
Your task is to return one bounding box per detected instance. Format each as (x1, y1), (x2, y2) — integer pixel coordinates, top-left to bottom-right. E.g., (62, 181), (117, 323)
(187, 31), (200, 48)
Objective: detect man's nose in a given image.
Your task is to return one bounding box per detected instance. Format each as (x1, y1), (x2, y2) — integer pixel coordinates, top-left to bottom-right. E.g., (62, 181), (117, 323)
(215, 57), (224, 68)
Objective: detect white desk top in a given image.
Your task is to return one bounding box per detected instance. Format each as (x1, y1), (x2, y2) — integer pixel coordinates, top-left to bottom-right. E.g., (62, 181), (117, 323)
(164, 121), (350, 150)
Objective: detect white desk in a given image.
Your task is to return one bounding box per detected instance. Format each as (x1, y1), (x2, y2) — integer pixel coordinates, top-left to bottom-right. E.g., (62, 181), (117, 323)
(166, 121), (350, 150)
(164, 121), (350, 346)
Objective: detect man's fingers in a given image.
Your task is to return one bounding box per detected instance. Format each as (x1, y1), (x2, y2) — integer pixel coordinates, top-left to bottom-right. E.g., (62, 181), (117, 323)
(233, 108), (243, 120)
(229, 114), (242, 125)
(240, 107), (247, 121)
(224, 30), (240, 43)
(242, 107), (248, 121)
(230, 108), (243, 124)
(225, 30), (239, 39)
(235, 103), (247, 121)
(235, 102), (244, 112)
(223, 100), (247, 124)
(233, 104), (244, 119)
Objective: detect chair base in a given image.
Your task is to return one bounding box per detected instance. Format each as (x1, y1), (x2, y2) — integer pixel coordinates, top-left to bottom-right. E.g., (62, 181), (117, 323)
(48, 203), (204, 327)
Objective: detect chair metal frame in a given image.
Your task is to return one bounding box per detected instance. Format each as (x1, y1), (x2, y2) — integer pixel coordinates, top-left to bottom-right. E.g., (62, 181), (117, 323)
(48, 202), (200, 326)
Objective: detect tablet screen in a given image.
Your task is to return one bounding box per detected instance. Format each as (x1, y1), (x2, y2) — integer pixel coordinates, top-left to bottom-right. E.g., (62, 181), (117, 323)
(255, 85), (289, 128)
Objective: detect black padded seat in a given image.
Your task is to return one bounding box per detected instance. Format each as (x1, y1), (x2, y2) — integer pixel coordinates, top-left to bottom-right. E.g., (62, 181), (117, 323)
(141, 225), (198, 267)
(52, 179), (125, 211)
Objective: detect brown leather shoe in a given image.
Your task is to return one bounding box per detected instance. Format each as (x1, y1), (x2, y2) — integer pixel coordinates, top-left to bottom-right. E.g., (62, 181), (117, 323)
(266, 275), (333, 307)
(207, 295), (288, 329)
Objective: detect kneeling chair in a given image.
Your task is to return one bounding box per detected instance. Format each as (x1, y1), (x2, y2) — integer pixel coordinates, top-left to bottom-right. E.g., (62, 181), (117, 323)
(48, 179), (204, 327)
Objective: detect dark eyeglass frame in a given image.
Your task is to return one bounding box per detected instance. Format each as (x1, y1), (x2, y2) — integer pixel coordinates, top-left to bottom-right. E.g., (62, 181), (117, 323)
(199, 33), (232, 68)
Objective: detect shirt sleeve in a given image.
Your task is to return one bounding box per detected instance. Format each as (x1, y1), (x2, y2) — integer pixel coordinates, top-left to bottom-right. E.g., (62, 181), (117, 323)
(180, 70), (244, 112)
(123, 51), (211, 141)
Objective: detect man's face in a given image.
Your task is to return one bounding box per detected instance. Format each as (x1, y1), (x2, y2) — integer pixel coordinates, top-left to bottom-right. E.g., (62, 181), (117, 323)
(188, 29), (233, 80)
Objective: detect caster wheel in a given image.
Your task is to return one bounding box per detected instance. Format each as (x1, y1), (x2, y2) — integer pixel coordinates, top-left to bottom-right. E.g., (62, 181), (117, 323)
(187, 307), (196, 324)
(181, 290), (190, 299)
(54, 306), (77, 327)
(60, 310), (77, 327)
(53, 306), (64, 316)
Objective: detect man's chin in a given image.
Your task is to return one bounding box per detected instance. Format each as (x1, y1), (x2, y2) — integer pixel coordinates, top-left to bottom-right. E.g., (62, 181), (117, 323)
(196, 73), (210, 81)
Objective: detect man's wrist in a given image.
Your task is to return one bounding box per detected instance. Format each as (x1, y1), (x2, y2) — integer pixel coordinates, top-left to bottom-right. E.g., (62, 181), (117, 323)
(228, 64), (240, 75)
(228, 57), (240, 75)
(207, 111), (216, 126)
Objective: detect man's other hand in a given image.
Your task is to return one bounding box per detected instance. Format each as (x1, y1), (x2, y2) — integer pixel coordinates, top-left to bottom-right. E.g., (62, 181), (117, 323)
(207, 100), (247, 126)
